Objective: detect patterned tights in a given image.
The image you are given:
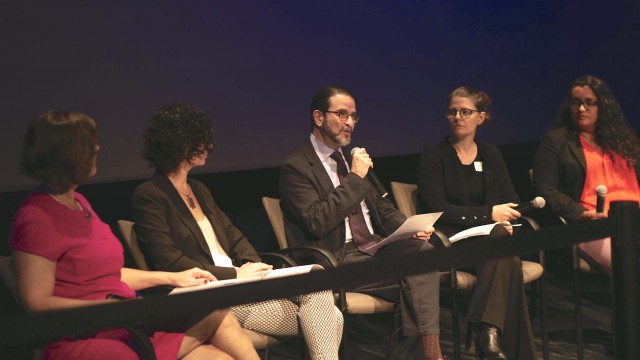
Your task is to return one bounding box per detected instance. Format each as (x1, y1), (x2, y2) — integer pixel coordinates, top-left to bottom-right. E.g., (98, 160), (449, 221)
(232, 290), (343, 360)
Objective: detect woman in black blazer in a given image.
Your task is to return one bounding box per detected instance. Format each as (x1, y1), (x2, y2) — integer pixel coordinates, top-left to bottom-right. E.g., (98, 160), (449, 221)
(417, 87), (535, 360)
(132, 104), (343, 360)
(533, 75), (640, 275)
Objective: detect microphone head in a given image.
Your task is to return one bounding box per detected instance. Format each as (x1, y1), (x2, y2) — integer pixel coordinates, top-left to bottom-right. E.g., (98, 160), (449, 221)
(350, 147), (361, 156)
(532, 196), (546, 209)
(596, 185), (608, 197)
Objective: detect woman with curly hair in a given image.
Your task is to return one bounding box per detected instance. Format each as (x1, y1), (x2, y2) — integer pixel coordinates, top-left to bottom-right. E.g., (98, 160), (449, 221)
(12, 109), (259, 359)
(132, 103), (343, 360)
(533, 75), (640, 275)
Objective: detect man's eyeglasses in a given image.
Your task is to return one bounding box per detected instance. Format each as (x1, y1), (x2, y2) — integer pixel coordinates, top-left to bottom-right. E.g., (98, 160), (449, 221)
(445, 109), (479, 120)
(325, 110), (360, 123)
(569, 99), (598, 111)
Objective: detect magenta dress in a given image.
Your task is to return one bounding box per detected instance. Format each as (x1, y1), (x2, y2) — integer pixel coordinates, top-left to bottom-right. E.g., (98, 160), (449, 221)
(11, 191), (184, 360)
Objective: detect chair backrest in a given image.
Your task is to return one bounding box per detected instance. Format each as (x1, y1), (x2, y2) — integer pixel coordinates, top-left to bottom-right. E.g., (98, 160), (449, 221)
(0, 256), (19, 305)
(116, 220), (149, 270)
(261, 197), (288, 250)
(390, 182), (419, 217)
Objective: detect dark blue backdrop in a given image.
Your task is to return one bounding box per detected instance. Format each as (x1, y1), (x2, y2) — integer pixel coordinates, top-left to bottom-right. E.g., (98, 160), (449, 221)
(1, 1), (638, 191)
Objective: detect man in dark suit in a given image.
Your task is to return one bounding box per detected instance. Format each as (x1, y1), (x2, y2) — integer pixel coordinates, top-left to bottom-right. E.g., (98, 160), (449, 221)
(279, 86), (445, 360)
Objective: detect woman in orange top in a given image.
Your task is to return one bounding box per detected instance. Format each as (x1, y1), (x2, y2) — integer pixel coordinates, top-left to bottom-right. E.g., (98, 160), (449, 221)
(533, 75), (640, 275)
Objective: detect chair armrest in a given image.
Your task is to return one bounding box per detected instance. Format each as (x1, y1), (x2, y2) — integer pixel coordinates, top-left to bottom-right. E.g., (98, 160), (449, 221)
(520, 216), (540, 231)
(258, 252), (297, 268)
(432, 229), (452, 248)
(280, 246), (340, 269)
(279, 246), (343, 310)
(519, 216), (546, 267)
(123, 325), (156, 360)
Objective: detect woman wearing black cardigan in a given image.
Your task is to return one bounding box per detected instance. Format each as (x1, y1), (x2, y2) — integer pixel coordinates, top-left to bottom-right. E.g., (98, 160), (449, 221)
(417, 87), (535, 360)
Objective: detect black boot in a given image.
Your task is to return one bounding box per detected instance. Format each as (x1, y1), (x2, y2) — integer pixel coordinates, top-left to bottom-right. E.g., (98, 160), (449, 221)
(475, 323), (508, 360)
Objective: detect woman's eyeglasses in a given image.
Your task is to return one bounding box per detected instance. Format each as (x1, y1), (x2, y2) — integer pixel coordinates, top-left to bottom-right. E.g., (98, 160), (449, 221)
(445, 109), (478, 120)
(569, 99), (598, 111)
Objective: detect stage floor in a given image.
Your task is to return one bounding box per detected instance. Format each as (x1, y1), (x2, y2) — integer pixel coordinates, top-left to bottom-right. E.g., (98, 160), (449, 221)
(264, 249), (614, 360)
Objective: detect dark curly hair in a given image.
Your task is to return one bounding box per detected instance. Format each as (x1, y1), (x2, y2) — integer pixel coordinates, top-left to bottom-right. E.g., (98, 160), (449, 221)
(448, 86), (493, 121)
(555, 75), (640, 165)
(143, 104), (214, 173)
(22, 109), (99, 194)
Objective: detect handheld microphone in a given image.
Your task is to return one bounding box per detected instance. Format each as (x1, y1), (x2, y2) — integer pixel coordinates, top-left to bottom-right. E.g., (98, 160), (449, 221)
(596, 185), (607, 213)
(514, 197), (546, 214)
(351, 147), (388, 197)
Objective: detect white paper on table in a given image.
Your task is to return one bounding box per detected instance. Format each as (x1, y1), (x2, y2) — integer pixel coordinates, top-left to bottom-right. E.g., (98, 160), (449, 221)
(169, 264), (323, 295)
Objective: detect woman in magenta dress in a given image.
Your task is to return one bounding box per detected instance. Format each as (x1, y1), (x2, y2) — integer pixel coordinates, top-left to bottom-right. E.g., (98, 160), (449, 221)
(11, 109), (260, 360)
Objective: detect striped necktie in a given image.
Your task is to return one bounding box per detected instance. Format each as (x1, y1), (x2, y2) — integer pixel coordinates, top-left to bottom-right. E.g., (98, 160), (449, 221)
(330, 151), (379, 256)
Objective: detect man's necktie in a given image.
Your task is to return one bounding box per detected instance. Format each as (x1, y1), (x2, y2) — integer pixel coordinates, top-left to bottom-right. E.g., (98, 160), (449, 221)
(330, 151), (379, 256)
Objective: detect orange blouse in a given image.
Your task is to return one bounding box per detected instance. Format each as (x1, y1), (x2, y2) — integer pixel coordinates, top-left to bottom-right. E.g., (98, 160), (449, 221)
(579, 136), (640, 213)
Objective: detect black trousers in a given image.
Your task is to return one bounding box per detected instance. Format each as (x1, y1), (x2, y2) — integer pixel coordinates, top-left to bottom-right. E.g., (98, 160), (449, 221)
(438, 225), (536, 359)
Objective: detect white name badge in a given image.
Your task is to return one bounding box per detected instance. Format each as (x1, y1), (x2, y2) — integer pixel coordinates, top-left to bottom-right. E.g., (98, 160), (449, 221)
(474, 161), (483, 172)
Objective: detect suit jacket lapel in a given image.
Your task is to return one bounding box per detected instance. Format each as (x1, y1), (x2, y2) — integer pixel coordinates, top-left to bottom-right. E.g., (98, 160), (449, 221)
(191, 183), (233, 256)
(152, 172), (213, 259)
(565, 129), (587, 173)
(303, 140), (337, 196)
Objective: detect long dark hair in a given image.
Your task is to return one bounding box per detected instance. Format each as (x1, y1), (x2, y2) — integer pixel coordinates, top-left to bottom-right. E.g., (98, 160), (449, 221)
(555, 75), (640, 165)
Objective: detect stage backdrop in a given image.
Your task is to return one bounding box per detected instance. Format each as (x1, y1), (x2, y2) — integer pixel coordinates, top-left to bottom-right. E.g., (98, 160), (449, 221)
(1, 1), (638, 192)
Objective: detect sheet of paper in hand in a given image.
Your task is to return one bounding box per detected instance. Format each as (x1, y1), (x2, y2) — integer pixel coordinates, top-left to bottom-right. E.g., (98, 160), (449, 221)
(374, 212), (443, 249)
